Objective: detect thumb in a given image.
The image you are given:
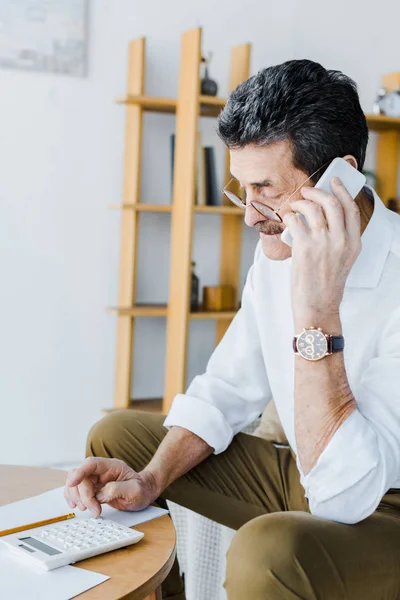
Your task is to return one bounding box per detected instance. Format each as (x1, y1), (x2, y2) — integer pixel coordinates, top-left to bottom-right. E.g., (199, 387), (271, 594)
(96, 480), (135, 504)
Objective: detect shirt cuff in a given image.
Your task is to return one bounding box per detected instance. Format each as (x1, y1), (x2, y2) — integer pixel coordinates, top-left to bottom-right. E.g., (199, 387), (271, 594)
(299, 409), (379, 503)
(163, 393), (234, 454)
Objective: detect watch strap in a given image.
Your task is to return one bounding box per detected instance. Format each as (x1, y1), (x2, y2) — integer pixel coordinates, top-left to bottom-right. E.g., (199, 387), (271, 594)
(328, 335), (345, 353)
(293, 333), (345, 355)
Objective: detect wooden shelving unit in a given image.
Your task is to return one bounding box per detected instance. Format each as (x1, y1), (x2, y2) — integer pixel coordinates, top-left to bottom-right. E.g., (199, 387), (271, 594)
(366, 115), (400, 131)
(365, 115), (400, 205)
(109, 28), (251, 413)
(109, 28), (400, 414)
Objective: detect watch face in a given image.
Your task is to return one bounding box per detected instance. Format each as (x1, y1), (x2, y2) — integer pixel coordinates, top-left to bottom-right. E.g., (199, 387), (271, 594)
(296, 329), (328, 361)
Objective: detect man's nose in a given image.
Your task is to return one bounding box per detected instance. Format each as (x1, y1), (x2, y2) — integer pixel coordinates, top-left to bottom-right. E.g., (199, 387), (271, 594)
(244, 203), (268, 228)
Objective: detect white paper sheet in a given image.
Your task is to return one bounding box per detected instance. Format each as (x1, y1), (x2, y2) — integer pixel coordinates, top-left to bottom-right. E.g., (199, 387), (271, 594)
(0, 486), (169, 599)
(0, 486), (168, 531)
(0, 546), (109, 600)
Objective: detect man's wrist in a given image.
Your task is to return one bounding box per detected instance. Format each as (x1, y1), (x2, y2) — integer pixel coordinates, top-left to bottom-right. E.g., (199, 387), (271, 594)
(141, 466), (165, 497)
(293, 311), (343, 334)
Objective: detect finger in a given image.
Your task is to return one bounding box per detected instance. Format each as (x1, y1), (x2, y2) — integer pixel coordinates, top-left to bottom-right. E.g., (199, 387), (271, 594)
(67, 485), (85, 511)
(67, 457), (109, 487)
(289, 199), (328, 232)
(282, 211), (309, 243)
(96, 480), (138, 507)
(78, 479), (102, 516)
(300, 186), (345, 235)
(63, 486), (76, 509)
(95, 481), (120, 504)
(330, 177), (361, 239)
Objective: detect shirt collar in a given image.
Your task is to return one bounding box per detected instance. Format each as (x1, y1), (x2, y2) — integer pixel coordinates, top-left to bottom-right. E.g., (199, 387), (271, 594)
(345, 186), (393, 288)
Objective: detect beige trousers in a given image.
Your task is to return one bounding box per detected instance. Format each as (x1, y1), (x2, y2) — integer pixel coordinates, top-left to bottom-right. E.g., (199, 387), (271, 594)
(87, 410), (400, 600)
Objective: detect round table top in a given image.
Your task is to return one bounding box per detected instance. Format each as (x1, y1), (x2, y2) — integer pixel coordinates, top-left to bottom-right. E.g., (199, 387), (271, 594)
(0, 465), (176, 600)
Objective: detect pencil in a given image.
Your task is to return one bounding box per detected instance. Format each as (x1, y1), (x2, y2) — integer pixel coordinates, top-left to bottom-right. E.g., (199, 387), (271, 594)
(0, 512), (75, 537)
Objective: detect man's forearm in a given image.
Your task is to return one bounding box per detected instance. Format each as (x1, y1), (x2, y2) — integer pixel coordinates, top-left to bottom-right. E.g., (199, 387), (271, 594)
(294, 313), (356, 475)
(142, 426), (214, 493)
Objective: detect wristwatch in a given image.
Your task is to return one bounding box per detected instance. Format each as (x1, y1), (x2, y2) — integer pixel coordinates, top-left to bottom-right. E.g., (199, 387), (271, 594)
(293, 327), (344, 361)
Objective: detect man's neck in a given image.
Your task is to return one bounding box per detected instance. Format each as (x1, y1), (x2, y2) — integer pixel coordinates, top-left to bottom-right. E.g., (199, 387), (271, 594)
(356, 189), (374, 235)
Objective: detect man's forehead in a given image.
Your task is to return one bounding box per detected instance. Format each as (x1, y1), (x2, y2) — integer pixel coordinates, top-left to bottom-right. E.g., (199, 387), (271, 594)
(229, 141), (295, 186)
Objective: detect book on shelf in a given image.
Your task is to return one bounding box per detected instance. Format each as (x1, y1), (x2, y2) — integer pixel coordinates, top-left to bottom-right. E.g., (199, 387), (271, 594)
(171, 133), (220, 206)
(196, 133), (206, 205)
(204, 146), (220, 205)
(170, 133), (175, 201)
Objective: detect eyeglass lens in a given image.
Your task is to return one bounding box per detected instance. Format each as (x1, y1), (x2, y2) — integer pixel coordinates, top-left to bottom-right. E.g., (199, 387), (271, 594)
(223, 189), (281, 222)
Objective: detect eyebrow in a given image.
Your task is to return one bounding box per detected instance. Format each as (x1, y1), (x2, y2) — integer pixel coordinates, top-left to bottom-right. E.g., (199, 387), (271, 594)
(229, 173), (273, 187)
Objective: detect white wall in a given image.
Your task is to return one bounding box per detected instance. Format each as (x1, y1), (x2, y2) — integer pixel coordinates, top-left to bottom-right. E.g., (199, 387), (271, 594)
(1, 0), (398, 466)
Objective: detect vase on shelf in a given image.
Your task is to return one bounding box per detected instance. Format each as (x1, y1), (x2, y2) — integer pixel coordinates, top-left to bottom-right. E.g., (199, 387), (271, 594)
(201, 53), (218, 97)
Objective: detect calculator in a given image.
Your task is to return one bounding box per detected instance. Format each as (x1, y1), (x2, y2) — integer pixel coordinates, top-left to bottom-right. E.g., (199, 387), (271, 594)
(1, 517), (144, 571)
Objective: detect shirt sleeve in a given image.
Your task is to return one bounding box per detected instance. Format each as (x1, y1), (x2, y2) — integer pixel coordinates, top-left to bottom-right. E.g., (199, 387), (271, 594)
(163, 244), (272, 454)
(299, 306), (400, 524)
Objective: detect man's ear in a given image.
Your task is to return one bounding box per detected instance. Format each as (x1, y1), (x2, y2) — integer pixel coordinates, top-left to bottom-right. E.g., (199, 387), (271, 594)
(343, 155), (358, 170)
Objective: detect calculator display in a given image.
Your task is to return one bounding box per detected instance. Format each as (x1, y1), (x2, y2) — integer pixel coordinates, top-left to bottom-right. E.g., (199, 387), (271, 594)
(19, 536), (61, 555)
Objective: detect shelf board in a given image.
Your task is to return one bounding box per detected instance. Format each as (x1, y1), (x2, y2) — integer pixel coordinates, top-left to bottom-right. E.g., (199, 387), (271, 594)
(115, 99), (400, 129)
(102, 398), (163, 415)
(199, 95), (226, 107)
(199, 95), (226, 117)
(108, 306), (238, 319)
(109, 203), (172, 212)
(194, 205), (243, 215)
(107, 304), (168, 317)
(115, 95), (177, 114)
(115, 94), (226, 117)
(366, 114), (400, 131)
(190, 309), (238, 320)
(109, 204), (243, 215)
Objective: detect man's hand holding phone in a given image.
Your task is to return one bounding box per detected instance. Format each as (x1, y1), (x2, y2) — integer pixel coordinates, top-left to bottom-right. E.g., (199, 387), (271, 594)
(283, 168), (363, 328)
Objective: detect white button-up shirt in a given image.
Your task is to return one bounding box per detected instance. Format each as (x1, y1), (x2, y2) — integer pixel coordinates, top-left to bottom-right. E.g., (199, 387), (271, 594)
(164, 187), (400, 524)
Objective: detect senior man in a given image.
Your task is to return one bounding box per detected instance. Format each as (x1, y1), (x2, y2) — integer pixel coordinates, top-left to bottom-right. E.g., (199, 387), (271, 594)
(65, 59), (400, 599)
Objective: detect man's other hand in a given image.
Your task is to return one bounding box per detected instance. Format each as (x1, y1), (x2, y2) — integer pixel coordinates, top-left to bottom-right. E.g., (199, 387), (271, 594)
(64, 457), (160, 516)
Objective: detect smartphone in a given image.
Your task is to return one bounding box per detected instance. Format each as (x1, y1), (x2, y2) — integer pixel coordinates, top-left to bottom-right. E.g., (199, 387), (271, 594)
(280, 157), (366, 247)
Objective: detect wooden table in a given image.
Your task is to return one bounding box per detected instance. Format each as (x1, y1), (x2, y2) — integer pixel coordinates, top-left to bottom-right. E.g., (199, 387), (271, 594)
(0, 465), (176, 600)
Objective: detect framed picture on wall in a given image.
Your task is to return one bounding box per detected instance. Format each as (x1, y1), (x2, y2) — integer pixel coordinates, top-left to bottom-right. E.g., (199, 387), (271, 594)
(0, 0), (88, 77)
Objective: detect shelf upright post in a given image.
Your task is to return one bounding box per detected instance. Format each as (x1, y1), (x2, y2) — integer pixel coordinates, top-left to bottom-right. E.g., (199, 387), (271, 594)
(163, 28), (202, 413)
(114, 38), (145, 409)
(216, 43), (251, 345)
(375, 130), (400, 205)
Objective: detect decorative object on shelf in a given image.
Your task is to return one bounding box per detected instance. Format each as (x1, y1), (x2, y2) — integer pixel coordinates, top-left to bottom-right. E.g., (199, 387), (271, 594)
(0, 0), (88, 77)
(376, 90), (400, 118)
(201, 53), (218, 96)
(372, 88), (388, 115)
(387, 198), (399, 213)
(190, 262), (200, 311)
(202, 285), (235, 311)
(373, 73), (400, 117)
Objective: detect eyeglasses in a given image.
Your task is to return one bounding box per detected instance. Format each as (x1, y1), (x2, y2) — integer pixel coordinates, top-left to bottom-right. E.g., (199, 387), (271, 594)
(222, 160), (332, 223)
